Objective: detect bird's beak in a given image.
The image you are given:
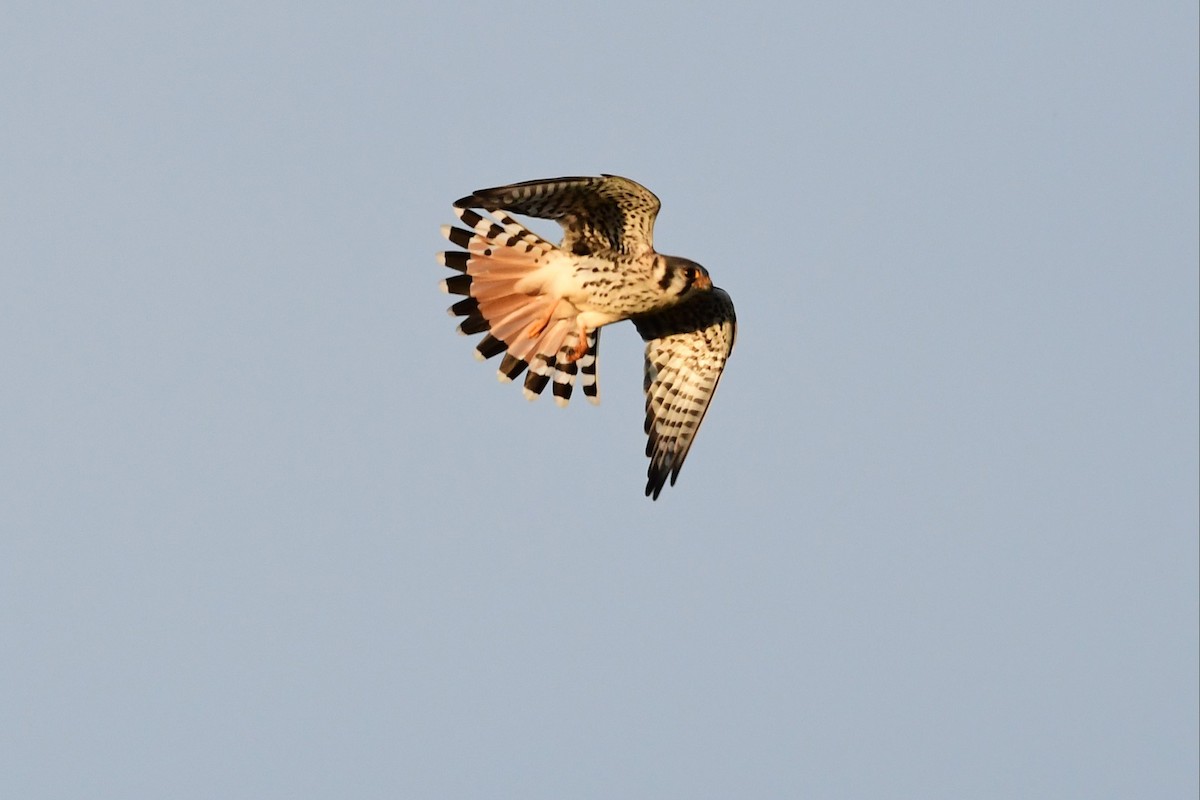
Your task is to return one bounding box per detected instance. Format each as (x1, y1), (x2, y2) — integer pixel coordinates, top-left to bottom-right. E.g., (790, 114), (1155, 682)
(694, 272), (712, 290)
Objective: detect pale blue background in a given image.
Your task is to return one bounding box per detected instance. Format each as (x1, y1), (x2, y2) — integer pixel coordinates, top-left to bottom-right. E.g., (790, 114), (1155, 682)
(2, 2), (1197, 798)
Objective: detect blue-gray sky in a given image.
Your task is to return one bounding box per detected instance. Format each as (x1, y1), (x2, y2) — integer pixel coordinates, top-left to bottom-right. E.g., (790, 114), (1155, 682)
(2, 2), (1197, 798)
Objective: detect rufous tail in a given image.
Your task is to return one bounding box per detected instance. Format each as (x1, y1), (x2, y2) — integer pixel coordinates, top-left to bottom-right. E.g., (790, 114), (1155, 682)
(439, 207), (600, 405)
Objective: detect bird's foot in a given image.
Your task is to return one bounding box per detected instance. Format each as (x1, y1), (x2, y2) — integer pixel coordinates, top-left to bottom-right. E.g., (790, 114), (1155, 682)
(564, 329), (589, 363)
(526, 300), (559, 339)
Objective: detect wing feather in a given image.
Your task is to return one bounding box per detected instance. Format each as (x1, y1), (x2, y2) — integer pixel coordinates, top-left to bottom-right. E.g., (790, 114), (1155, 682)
(455, 174), (660, 258)
(633, 288), (736, 499)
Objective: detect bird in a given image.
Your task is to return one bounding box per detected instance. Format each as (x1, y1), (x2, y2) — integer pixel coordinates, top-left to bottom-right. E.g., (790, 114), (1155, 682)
(438, 174), (736, 499)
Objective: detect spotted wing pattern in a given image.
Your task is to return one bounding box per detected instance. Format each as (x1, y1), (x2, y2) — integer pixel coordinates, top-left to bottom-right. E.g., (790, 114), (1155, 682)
(455, 175), (661, 258)
(633, 288), (737, 499)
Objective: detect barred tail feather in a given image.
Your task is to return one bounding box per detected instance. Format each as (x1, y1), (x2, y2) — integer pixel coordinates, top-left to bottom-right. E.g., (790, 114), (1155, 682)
(577, 329), (600, 404)
(439, 207), (601, 405)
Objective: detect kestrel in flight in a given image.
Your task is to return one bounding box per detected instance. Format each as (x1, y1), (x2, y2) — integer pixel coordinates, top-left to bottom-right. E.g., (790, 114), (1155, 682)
(438, 175), (736, 499)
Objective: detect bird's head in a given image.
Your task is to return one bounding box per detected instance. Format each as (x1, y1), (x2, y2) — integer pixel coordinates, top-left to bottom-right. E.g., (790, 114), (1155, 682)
(659, 256), (713, 298)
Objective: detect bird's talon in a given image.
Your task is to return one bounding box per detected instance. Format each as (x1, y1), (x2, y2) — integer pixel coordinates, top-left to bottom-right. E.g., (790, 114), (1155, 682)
(565, 331), (589, 363)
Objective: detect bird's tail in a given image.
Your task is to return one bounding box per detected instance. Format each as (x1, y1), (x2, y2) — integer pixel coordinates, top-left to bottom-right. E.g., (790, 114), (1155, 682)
(439, 207), (600, 405)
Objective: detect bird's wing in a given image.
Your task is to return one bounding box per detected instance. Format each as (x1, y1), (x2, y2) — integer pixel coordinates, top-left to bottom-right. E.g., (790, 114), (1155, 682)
(455, 174), (660, 258)
(633, 288), (737, 499)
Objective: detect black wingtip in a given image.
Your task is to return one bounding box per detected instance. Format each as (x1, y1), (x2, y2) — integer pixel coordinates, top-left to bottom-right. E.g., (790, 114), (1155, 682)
(453, 194), (482, 209)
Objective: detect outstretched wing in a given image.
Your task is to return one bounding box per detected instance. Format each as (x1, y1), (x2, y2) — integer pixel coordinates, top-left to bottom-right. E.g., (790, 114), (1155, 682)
(633, 288), (737, 499)
(454, 174), (660, 258)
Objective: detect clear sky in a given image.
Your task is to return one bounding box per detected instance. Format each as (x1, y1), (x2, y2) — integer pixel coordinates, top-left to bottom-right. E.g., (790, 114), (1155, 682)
(2, 2), (1197, 798)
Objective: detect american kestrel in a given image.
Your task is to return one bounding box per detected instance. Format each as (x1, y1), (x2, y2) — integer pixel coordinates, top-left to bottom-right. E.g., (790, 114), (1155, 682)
(438, 175), (736, 499)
